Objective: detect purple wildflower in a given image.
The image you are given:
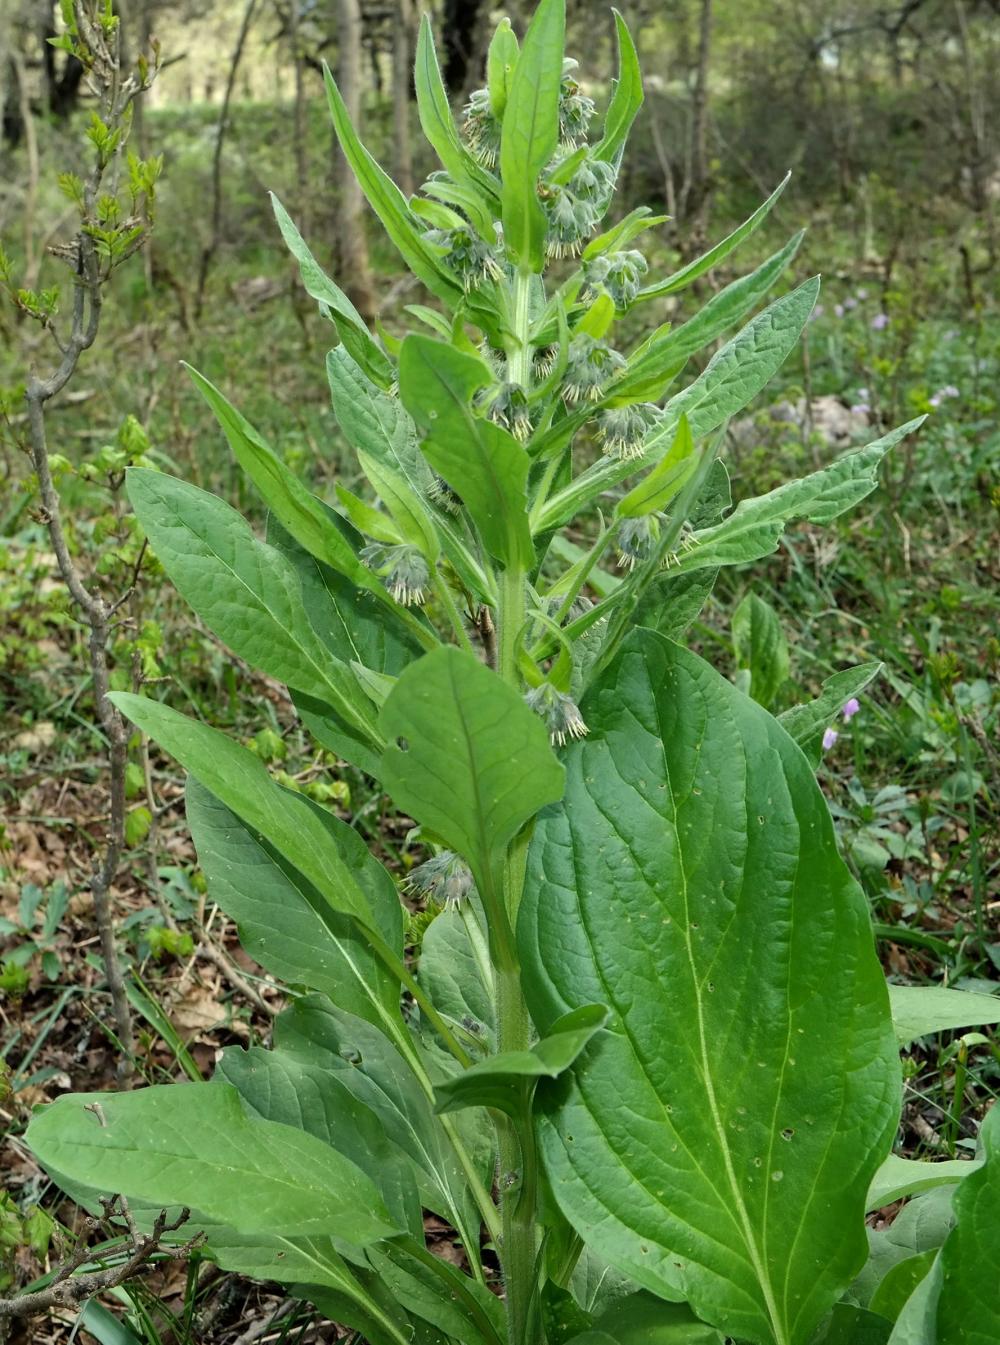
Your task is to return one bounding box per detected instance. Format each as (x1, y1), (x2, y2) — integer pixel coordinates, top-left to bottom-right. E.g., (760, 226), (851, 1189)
(842, 698), (860, 722)
(809, 303), (825, 321)
(929, 394), (942, 408)
(834, 303), (845, 318)
(941, 384), (960, 399)
(871, 313), (890, 331)
(856, 287), (869, 299)
(822, 727), (839, 751)
(850, 403), (871, 415)
(843, 296), (858, 311)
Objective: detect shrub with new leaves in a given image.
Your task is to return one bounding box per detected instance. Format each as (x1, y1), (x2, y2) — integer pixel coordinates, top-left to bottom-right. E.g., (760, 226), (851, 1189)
(27, 3), (999, 1342)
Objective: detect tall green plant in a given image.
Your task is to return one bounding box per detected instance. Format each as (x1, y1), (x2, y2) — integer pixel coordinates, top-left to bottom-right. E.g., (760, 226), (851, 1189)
(26, 3), (998, 1342)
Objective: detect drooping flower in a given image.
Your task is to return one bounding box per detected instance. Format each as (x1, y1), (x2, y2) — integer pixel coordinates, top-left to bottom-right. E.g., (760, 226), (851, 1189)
(597, 403), (655, 460)
(842, 698), (860, 722)
(422, 222), (502, 291)
(615, 514), (660, 569)
(584, 248), (648, 309)
(822, 727), (839, 751)
(563, 334), (626, 402)
(462, 87), (501, 166)
(482, 380), (532, 440)
(405, 851), (474, 908)
(361, 542), (429, 607)
(525, 682), (588, 746)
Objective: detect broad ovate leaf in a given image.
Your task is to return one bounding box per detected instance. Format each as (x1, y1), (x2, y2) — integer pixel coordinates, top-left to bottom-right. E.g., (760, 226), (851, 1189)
(379, 646), (564, 884)
(26, 1084), (398, 1245)
(518, 629), (899, 1345)
(932, 1104), (1000, 1342)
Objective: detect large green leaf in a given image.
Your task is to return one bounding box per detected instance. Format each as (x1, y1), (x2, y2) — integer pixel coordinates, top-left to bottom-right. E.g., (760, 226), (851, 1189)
(185, 779), (404, 1035)
(811, 1305), (892, 1344)
(217, 1042), (422, 1237)
(591, 10), (643, 168)
(932, 1104), (1000, 1342)
(667, 420), (925, 577)
(420, 906), (497, 1050)
(380, 646), (564, 887)
(518, 630), (899, 1345)
(125, 469), (378, 742)
(109, 695), (388, 948)
(323, 65), (465, 309)
(399, 335), (534, 568)
(637, 174), (790, 303)
(367, 1243), (506, 1345)
(500, 0), (565, 270)
(275, 996), (487, 1261)
(26, 1084), (397, 1244)
(888, 984), (1000, 1047)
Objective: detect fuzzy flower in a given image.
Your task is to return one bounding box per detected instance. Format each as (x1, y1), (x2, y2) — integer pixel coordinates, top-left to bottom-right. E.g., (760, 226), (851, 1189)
(405, 851), (474, 908)
(558, 60), (596, 146)
(822, 727), (839, 751)
(563, 334), (626, 403)
(567, 155), (616, 204)
(842, 698), (861, 722)
(525, 682), (588, 746)
(597, 403), (655, 460)
(428, 474), (463, 514)
(616, 514), (660, 570)
(462, 87), (501, 166)
(361, 542), (429, 607)
(543, 185), (599, 258)
(871, 312), (890, 331)
(585, 248), (648, 309)
(483, 381), (532, 440)
(423, 223), (502, 291)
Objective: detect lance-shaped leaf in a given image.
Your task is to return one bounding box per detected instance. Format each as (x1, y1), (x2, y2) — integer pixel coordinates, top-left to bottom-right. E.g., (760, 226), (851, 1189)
(186, 368), (365, 583)
(666, 420), (925, 577)
(420, 907), (497, 1049)
(270, 194), (393, 386)
(380, 646), (564, 882)
(186, 780), (405, 1036)
(399, 335), (533, 568)
(109, 695), (392, 951)
(414, 16), (499, 226)
(536, 280), (820, 531)
(435, 1005), (608, 1116)
(616, 416), (696, 519)
(888, 985), (1000, 1047)
(367, 1243), (507, 1345)
(931, 1104), (1000, 1342)
(592, 10), (643, 168)
(646, 276), (822, 452)
(125, 470), (379, 742)
(637, 174), (791, 303)
(26, 1084), (398, 1245)
(518, 630), (899, 1345)
(612, 231), (804, 403)
(500, 0), (565, 271)
(778, 663), (882, 766)
(322, 65), (465, 311)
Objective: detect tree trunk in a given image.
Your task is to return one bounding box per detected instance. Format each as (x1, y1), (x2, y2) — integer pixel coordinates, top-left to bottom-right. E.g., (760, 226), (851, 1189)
(334, 0), (376, 323)
(441, 0), (487, 95)
(392, 0), (414, 197)
(686, 0), (713, 250)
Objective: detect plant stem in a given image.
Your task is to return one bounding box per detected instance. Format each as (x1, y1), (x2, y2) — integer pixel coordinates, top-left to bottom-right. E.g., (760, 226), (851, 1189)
(497, 964), (538, 1345)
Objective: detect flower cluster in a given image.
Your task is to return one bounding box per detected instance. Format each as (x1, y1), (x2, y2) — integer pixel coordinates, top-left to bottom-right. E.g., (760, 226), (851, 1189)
(423, 221), (502, 291)
(563, 334), (625, 402)
(360, 542), (429, 606)
(597, 402), (656, 460)
(525, 681), (588, 746)
(616, 514), (660, 569)
(462, 87), (501, 166)
(584, 249), (648, 309)
(405, 851), (475, 908)
(558, 59), (596, 147)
